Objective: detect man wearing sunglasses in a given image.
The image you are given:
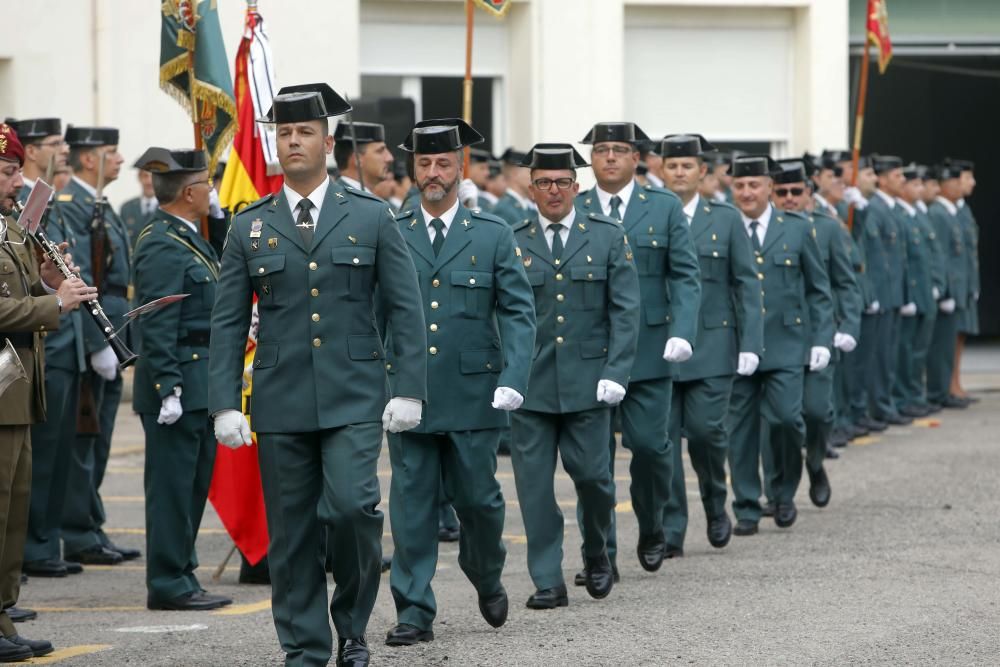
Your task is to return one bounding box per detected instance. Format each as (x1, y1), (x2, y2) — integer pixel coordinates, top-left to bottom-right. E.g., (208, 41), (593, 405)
(574, 122), (700, 574)
(772, 160), (860, 508)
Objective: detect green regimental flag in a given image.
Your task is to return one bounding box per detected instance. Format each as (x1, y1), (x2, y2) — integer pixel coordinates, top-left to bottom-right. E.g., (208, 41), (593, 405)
(160, 0), (236, 176)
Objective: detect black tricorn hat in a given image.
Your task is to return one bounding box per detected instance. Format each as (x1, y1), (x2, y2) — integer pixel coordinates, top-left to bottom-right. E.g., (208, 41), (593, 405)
(945, 157), (975, 172)
(660, 134), (714, 159)
(500, 147), (527, 165)
(773, 158), (812, 184)
(65, 125), (119, 147)
(398, 118), (484, 154)
(133, 147), (207, 174)
(5, 118), (61, 142)
(821, 149), (852, 166)
(731, 154), (780, 178)
(521, 143), (589, 170)
(871, 154), (904, 174)
(333, 121), (385, 144)
(488, 159), (503, 177)
(580, 122), (650, 146)
(935, 163), (962, 180)
(901, 163), (927, 181)
(469, 148), (492, 163)
(259, 83), (351, 123)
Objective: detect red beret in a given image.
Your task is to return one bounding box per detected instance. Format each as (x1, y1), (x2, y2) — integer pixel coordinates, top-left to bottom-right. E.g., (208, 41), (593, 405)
(0, 123), (25, 166)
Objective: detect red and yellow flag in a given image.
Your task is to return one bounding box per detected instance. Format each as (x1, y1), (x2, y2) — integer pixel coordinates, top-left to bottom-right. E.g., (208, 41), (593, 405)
(867, 0), (893, 73)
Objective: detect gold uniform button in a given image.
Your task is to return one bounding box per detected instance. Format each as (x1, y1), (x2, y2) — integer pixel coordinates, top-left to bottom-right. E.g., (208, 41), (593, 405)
(785, 259), (791, 265)
(312, 313), (320, 322)
(758, 272), (765, 280)
(386, 363), (392, 370)
(309, 261), (318, 270)
(155, 383), (161, 390)
(429, 323), (438, 332)
(313, 338), (322, 347)
(556, 294), (565, 302)
(469, 277), (476, 285)
(555, 273), (563, 281)
(587, 272), (593, 279)
(795, 317), (802, 324)
(39, 324), (45, 331)
(192, 353), (199, 360)
(756, 257), (764, 265)
(432, 279), (440, 287)
(651, 240), (659, 247)
(556, 315), (565, 324)
(556, 336), (564, 344)
(258, 267), (265, 274)
(712, 251), (718, 257)
(722, 321), (728, 327)
(353, 257), (360, 264)
(486, 362), (493, 370)
(311, 288), (319, 297)
(429, 346), (438, 355)
(430, 301), (439, 309)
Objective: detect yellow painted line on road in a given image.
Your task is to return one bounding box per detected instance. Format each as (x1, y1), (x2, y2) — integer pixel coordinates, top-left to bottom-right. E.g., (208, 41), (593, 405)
(110, 445), (145, 457)
(503, 534), (527, 544)
(212, 599), (271, 616)
(851, 435), (880, 447)
(913, 418), (941, 428)
(27, 644), (112, 664)
(104, 496), (144, 503)
(34, 606), (144, 612)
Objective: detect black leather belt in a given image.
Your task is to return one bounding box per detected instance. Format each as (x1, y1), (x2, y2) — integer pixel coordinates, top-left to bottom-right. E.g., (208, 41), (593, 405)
(102, 285), (128, 299)
(0, 332), (33, 348)
(179, 331), (210, 346)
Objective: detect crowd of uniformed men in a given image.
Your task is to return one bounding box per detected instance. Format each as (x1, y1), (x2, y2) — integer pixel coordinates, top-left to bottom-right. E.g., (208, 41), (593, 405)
(0, 79), (982, 665)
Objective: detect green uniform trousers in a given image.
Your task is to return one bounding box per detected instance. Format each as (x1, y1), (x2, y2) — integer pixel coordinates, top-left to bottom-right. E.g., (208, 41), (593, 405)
(63, 373), (123, 554)
(848, 313), (880, 421)
(894, 312), (936, 410)
(258, 424), (383, 667)
(0, 426), (31, 637)
(511, 408), (615, 591)
(142, 410), (215, 602)
(388, 429), (506, 631)
(927, 309), (960, 405)
(728, 368), (805, 522)
(662, 375), (734, 547)
(871, 311), (901, 421)
(578, 378), (672, 566)
(25, 368), (78, 562)
(833, 352), (854, 432)
(803, 363), (835, 474)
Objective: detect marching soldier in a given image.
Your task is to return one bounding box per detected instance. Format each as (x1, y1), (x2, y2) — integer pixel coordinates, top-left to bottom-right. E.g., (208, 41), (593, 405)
(575, 122), (700, 571)
(58, 126), (139, 566)
(118, 168), (158, 246)
(658, 134), (762, 552)
(490, 148), (536, 226)
(0, 123), (97, 661)
(209, 82), (427, 667)
(332, 121), (394, 193)
(483, 157), (506, 207)
(131, 147), (231, 611)
(510, 143), (639, 609)
(467, 148), (495, 212)
(384, 119), (535, 646)
(726, 155), (834, 534)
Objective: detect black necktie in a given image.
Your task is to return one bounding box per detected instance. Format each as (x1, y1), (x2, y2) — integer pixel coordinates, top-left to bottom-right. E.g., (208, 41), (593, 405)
(430, 218), (445, 256)
(749, 220), (762, 253)
(296, 198), (315, 247)
(609, 195), (623, 221)
(548, 224), (564, 262)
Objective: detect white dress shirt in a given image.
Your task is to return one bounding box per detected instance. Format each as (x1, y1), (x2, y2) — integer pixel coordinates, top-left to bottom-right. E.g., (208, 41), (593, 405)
(539, 209), (574, 251)
(896, 198), (916, 217)
(72, 175), (97, 197)
(284, 178), (330, 226)
(506, 188), (532, 210)
(682, 193), (700, 225)
(338, 174), (365, 192)
(422, 198), (460, 244)
(874, 188), (896, 209)
(935, 195), (958, 216)
(595, 179), (635, 220)
(140, 195), (159, 216)
(915, 200), (928, 214)
(740, 203), (773, 246)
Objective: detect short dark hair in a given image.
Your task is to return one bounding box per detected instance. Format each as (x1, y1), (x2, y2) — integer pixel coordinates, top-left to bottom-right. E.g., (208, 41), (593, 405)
(68, 147), (94, 172)
(334, 141), (367, 170)
(151, 172), (198, 204)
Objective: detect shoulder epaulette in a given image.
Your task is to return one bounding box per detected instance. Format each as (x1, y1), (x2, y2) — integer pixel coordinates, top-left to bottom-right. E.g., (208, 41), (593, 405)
(395, 208), (415, 221)
(470, 209), (506, 226)
(707, 198), (738, 212)
(234, 193), (274, 218)
(776, 209), (808, 223)
(585, 211), (620, 226)
(512, 219), (533, 232)
(343, 186), (384, 203)
(641, 184), (680, 202)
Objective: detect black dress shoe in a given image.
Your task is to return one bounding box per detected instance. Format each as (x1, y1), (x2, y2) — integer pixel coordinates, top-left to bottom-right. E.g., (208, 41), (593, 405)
(858, 417), (888, 432)
(942, 395), (969, 409)
(4, 634), (53, 658)
(0, 637), (33, 662)
(381, 555), (392, 573)
(107, 543), (141, 561)
(22, 559), (67, 578)
(848, 422), (869, 438)
(7, 607), (36, 623)
(707, 513), (732, 548)
(830, 428), (849, 448)
(925, 402), (942, 414)
(337, 636), (370, 667)
(636, 532), (666, 572)
(437, 526), (460, 542)
(64, 545), (123, 565)
(733, 519), (758, 536)
(881, 413), (912, 426)
(60, 560), (83, 575)
(965, 395), (980, 404)
(147, 590), (232, 611)
(526, 585), (568, 610)
(478, 587), (508, 628)
(807, 466), (831, 508)
(574, 564), (619, 586)
(825, 444), (840, 460)
(583, 554), (614, 600)
(385, 623), (433, 646)
(761, 501), (776, 517)
(774, 502), (798, 528)
(899, 405), (925, 418)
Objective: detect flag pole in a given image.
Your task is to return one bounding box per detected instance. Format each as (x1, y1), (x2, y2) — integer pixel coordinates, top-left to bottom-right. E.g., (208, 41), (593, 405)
(847, 38), (872, 231)
(462, 0), (474, 177)
(186, 46), (211, 239)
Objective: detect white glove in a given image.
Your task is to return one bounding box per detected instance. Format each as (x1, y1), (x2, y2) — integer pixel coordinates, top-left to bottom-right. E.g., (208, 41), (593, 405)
(157, 387), (183, 425)
(662, 337), (693, 363)
(491, 386), (524, 411)
(382, 397), (422, 433)
(737, 352), (759, 376)
(809, 346), (831, 372)
(214, 409), (253, 448)
(842, 186), (868, 210)
(900, 302), (918, 317)
(833, 332), (857, 353)
(90, 345), (118, 381)
(864, 300), (881, 315)
(974, 291), (980, 302)
(209, 188), (224, 218)
(458, 178), (479, 208)
(932, 286), (941, 301)
(939, 298), (956, 314)
(596, 379), (626, 406)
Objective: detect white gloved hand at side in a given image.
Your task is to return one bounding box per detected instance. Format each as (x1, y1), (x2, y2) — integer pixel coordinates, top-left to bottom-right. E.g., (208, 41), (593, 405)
(939, 298), (956, 314)
(596, 379), (626, 406)
(900, 302), (918, 317)
(491, 386), (524, 411)
(157, 387), (183, 425)
(90, 345), (118, 381)
(214, 409), (253, 448)
(458, 178), (479, 208)
(209, 188), (224, 218)
(382, 397), (422, 433)
(864, 299), (881, 315)
(662, 337), (693, 363)
(842, 186), (868, 210)
(737, 352), (759, 376)
(932, 286), (941, 301)
(809, 346), (831, 372)
(833, 332), (858, 353)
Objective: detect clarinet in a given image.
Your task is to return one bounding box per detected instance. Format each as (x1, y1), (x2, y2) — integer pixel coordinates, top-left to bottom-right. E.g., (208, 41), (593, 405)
(12, 201), (138, 369)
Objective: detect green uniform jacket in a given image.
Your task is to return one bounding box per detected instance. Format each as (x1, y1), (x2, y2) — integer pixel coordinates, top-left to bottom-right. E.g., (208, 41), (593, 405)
(513, 209), (640, 413)
(900, 207), (945, 315)
(576, 182), (701, 381)
(957, 201), (980, 302)
(132, 212), (219, 412)
(58, 178), (132, 353)
(674, 196), (762, 382)
(868, 193), (906, 309)
(850, 204), (886, 309)
(491, 191), (537, 227)
(756, 208), (835, 371)
(208, 179), (427, 432)
(119, 197), (153, 247)
(810, 211), (862, 340)
(390, 205), (536, 432)
(928, 200), (968, 310)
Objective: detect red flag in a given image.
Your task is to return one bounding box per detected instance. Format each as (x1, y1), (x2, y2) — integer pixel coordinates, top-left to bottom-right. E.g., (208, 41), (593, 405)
(867, 0), (893, 74)
(208, 5), (282, 566)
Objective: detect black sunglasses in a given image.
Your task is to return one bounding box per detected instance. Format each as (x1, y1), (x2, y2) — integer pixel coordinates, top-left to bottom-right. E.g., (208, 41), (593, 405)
(775, 187), (805, 197)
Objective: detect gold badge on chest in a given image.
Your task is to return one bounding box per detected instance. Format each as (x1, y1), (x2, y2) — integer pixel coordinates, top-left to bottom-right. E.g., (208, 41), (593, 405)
(268, 237), (278, 249)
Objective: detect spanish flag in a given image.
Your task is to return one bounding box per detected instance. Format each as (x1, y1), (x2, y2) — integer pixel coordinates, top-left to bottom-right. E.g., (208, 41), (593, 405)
(867, 0), (893, 74)
(207, 4), (282, 567)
